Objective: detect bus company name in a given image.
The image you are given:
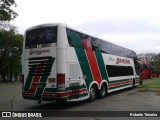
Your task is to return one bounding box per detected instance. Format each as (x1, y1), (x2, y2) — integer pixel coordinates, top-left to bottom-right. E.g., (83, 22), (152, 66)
(30, 49), (50, 55)
(116, 58), (130, 64)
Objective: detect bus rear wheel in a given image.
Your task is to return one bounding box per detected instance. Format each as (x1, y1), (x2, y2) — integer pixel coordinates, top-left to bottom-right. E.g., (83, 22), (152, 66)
(132, 79), (135, 88)
(98, 84), (107, 98)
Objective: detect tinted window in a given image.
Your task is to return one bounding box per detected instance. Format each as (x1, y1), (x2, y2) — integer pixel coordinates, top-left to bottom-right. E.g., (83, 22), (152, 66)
(106, 65), (134, 77)
(25, 26), (57, 49)
(66, 28), (137, 60)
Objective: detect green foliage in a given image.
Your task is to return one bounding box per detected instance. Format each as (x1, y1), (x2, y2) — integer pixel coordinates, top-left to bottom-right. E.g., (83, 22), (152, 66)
(0, 30), (23, 81)
(0, 0), (18, 21)
(0, 0), (21, 81)
(153, 54), (160, 74)
(142, 79), (160, 88)
(138, 53), (160, 75)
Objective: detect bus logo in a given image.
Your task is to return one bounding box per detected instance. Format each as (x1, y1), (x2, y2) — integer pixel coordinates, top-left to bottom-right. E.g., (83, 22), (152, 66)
(30, 50), (50, 55)
(116, 58), (130, 64)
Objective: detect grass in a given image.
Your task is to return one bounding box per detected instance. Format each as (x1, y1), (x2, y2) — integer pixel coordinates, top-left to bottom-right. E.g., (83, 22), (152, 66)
(138, 78), (160, 92)
(142, 78), (160, 88)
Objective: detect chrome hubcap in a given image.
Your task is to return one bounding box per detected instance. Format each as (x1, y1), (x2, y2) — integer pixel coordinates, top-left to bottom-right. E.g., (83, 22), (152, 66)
(90, 88), (95, 99)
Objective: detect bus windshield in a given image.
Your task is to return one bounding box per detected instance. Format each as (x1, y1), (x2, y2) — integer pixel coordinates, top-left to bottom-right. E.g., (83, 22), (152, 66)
(25, 26), (57, 49)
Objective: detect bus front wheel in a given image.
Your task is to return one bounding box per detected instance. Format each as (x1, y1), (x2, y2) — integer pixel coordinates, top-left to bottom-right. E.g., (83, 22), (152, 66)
(132, 79), (135, 88)
(98, 84), (107, 98)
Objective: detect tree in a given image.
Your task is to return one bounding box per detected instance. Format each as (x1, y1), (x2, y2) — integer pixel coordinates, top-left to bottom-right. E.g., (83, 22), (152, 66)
(0, 0), (21, 81)
(153, 54), (160, 75)
(137, 53), (156, 63)
(138, 53), (160, 75)
(0, 21), (17, 31)
(0, 30), (23, 81)
(0, 0), (18, 21)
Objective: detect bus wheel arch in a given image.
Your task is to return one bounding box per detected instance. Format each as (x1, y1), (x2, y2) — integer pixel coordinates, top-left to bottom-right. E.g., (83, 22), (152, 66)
(98, 82), (108, 98)
(132, 79), (135, 88)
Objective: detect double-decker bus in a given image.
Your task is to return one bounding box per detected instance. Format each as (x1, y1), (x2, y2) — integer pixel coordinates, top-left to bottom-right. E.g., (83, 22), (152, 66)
(140, 61), (153, 79)
(21, 23), (141, 103)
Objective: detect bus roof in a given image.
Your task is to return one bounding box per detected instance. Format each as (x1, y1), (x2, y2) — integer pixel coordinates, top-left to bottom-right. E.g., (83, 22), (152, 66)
(66, 24), (137, 60)
(25, 23), (137, 60)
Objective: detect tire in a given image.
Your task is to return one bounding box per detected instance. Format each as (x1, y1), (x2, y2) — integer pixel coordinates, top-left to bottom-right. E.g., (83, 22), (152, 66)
(88, 86), (96, 102)
(132, 79), (135, 88)
(140, 78), (143, 85)
(98, 84), (107, 98)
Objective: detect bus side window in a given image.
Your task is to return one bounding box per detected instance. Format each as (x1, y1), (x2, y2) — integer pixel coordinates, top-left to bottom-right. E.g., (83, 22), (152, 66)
(106, 65), (134, 77)
(82, 38), (92, 50)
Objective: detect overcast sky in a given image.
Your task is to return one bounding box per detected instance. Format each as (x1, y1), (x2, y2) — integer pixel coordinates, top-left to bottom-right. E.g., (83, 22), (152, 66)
(11, 0), (160, 54)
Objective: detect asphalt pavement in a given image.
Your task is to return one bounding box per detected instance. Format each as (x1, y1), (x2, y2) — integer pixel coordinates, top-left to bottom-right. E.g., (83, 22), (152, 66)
(1, 80), (160, 120)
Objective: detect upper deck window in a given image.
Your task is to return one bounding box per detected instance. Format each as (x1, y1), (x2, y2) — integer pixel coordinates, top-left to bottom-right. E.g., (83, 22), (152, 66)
(25, 26), (57, 49)
(66, 28), (137, 60)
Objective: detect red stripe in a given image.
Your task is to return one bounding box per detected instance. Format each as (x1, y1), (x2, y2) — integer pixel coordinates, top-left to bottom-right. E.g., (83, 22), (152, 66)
(82, 39), (92, 50)
(85, 50), (102, 86)
(108, 80), (132, 88)
(29, 63), (46, 92)
(135, 79), (140, 83)
(56, 89), (88, 97)
(42, 88), (88, 98)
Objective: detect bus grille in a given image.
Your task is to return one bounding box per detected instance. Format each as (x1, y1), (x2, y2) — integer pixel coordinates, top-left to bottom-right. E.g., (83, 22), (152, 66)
(28, 56), (54, 76)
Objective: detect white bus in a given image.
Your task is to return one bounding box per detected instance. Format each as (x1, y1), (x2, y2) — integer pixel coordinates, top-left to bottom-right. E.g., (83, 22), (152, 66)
(21, 23), (141, 103)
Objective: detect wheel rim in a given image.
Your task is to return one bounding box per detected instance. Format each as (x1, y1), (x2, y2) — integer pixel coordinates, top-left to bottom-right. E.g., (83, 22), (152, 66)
(90, 87), (96, 100)
(101, 85), (106, 96)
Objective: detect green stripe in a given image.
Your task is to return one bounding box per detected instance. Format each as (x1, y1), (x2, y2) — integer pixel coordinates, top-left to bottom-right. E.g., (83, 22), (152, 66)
(109, 83), (130, 90)
(69, 31), (83, 48)
(75, 48), (93, 88)
(24, 58), (54, 91)
(34, 58), (55, 99)
(24, 57), (55, 100)
(24, 62), (37, 91)
(79, 93), (88, 98)
(24, 75), (34, 91)
(69, 31), (93, 88)
(94, 51), (109, 82)
(109, 79), (130, 83)
(68, 93), (79, 99)
(108, 79), (132, 90)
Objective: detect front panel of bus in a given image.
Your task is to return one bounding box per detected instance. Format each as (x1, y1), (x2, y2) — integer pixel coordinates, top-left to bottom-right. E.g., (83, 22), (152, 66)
(22, 25), (58, 101)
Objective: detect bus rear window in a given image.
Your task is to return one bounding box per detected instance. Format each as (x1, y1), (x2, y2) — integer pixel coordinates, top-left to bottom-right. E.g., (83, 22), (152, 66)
(25, 26), (57, 49)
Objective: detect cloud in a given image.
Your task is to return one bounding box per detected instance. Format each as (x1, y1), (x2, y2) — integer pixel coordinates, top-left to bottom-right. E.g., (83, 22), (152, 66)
(11, 0), (160, 54)
(101, 33), (160, 54)
(76, 20), (160, 53)
(76, 20), (160, 34)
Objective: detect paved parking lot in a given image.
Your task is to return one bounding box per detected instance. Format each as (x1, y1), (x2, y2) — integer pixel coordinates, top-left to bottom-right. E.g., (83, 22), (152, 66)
(13, 87), (160, 111)
(0, 81), (160, 120)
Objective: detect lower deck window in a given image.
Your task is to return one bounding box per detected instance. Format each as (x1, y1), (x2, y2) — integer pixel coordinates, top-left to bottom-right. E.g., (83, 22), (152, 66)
(106, 65), (134, 77)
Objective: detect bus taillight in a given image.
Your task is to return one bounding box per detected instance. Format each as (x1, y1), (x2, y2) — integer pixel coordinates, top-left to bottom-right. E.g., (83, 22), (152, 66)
(57, 74), (65, 90)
